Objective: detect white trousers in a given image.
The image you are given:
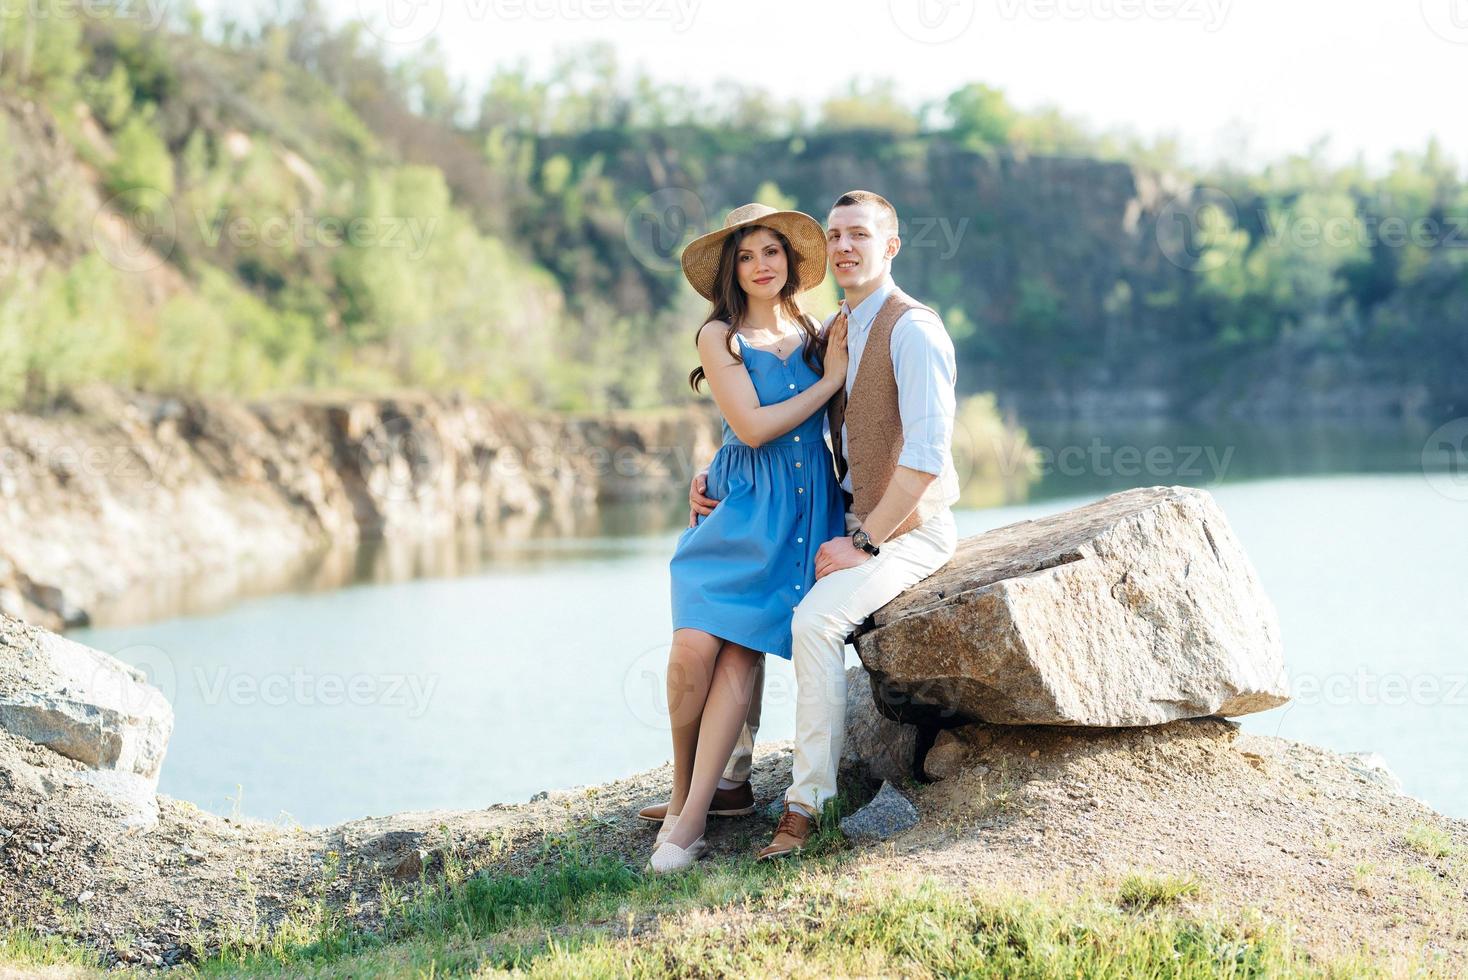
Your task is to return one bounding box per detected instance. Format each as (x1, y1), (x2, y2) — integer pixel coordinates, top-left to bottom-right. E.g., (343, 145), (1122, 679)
(785, 507), (958, 816)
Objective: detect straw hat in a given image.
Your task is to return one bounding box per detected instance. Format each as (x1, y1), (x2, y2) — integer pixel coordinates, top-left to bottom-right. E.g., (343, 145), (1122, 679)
(680, 203), (827, 301)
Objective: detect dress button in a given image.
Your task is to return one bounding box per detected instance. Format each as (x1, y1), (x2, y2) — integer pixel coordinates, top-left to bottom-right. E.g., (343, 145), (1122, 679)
(793, 436), (800, 442)
(797, 487), (804, 494)
(797, 537), (804, 543)
(795, 585), (801, 591)
(788, 383), (795, 389)
(795, 461), (802, 468)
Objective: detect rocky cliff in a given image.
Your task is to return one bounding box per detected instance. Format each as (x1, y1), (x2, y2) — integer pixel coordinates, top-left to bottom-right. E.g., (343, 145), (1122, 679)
(0, 386), (720, 630)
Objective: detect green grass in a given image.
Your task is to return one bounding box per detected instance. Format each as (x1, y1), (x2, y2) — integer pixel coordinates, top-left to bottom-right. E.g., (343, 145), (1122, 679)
(1402, 822), (1457, 861)
(196, 812), (853, 978)
(2, 859), (1457, 979)
(0, 927), (105, 970)
(523, 876), (1392, 979)
(1117, 872), (1203, 911)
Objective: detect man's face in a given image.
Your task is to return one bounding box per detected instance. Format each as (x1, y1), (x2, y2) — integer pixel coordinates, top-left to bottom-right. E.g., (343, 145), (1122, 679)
(826, 203), (899, 296)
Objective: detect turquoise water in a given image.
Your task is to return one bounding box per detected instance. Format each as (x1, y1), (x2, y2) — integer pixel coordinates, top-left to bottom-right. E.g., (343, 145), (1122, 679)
(71, 419), (1468, 825)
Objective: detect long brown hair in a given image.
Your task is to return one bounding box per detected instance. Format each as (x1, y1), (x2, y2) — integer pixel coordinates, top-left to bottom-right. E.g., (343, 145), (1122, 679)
(688, 224), (824, 391)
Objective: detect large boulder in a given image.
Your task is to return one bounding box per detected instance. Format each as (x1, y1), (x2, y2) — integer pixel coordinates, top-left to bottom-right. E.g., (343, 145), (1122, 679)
(856, 486), (1289, 727)
(0, 613), (172, 826)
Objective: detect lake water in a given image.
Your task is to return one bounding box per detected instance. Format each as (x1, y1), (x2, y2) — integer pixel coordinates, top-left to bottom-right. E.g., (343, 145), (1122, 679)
(71, 418), (1468, 825)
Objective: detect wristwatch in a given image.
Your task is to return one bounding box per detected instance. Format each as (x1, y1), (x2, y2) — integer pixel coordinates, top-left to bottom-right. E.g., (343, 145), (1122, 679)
(851, 528), (880, 557)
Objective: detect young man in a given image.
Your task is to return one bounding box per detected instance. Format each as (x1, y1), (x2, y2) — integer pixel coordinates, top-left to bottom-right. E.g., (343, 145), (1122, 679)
(638, 190), (961, 856)
(757, 189), (960, 858)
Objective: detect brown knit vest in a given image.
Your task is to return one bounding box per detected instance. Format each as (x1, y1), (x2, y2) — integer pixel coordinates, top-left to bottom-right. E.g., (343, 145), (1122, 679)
(827, 288), (940, 541)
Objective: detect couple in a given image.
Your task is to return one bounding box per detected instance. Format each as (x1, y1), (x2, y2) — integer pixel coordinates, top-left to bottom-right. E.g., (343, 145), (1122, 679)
(643, 190), (962, 873)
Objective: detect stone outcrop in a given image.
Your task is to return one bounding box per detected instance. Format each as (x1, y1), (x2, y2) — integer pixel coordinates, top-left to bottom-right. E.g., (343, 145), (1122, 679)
(839, 666), (919, 787)
(855, 485), (1289, 727)
(0, 386), (720, 629)
(0, 613), (172, 827)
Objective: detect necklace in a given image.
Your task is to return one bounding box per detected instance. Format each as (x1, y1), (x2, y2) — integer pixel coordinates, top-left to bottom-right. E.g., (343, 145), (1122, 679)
(745, 326), (800, 356)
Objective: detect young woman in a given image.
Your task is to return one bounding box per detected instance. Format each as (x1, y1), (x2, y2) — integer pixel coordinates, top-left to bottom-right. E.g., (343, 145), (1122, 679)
(651, 203), (848, 874)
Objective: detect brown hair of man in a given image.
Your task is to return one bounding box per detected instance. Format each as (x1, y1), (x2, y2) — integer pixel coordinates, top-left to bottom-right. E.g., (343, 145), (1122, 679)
(830, 190), (899, 237)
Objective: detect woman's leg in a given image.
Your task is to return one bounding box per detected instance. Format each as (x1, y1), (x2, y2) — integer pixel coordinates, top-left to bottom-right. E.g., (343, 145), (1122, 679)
(666, 628), (722, 818)
(666, 643), (762, 850)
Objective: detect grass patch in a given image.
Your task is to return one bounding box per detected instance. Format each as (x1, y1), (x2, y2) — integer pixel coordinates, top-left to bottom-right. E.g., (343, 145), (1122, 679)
(526, 875), (1408, 978)
(0, 928), (104, 970)
(1403, 822), (1456, 860)
(1117, 872), (1203, 911)
(5, 858), (1459, 978)
(196, 822), (834, 977)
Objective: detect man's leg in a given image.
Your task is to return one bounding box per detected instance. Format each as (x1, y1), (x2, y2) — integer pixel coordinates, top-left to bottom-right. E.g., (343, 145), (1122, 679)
(722, 656), (763, 785)
(784, 509), (958, 821)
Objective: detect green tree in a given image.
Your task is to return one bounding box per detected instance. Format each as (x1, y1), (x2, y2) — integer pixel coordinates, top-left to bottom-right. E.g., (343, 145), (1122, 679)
(943, 84), (1015, 150)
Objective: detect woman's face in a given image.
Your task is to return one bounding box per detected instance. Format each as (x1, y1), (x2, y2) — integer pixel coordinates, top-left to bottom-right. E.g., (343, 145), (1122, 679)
(734, 228), (789, 302)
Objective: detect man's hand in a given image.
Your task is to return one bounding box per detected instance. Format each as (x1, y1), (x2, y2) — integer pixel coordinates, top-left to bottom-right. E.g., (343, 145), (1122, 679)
(814, 535), (871, 580)
(688, 468), (719, 527)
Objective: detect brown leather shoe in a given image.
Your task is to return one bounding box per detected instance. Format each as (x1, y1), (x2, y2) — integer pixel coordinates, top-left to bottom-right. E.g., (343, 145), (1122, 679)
(636, 781), (756, 823)
(756, 804), (813, 860)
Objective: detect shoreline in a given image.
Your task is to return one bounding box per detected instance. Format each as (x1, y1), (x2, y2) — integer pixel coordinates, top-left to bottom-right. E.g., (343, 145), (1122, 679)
(0, 385), (722, 631)
(3, 383), (1443, 634)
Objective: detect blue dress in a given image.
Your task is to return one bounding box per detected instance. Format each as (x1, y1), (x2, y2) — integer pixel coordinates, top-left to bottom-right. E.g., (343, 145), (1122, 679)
(669, 332), (847, 660)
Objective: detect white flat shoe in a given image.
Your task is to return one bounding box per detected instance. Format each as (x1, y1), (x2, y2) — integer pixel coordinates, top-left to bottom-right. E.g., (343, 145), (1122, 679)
(646, 836), (706, 874)
(655, 812), (680, 847)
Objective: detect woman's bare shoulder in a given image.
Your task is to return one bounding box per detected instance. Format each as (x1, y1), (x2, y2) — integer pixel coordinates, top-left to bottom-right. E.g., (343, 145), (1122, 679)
(696, 319), (736, 349)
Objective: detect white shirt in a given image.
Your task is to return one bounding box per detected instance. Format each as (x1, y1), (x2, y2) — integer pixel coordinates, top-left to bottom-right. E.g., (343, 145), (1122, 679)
(823, 278), (961, 508)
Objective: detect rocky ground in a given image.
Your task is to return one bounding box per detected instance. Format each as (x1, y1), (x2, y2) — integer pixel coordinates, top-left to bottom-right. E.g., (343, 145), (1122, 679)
(3, 712), (1464, 971)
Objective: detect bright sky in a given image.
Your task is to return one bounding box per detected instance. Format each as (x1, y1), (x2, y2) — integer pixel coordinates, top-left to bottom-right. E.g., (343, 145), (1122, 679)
(225, 0), (1468, 176)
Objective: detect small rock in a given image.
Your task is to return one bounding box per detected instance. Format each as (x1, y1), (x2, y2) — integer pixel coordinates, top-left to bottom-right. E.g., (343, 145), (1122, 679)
(390, 849), (430, 881)
(77, 890), (94, 904)
(50, 836), (70, 852)
(180, 845), (205, 860)
(922, 730), (969, 781)
(839, 782), (919, 842)
(26, 841), (45, 856)
(529, 790), (548, 802)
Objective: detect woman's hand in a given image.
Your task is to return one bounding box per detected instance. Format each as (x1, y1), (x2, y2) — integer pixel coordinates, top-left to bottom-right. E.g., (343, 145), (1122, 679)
(822, 312), (849, 383)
